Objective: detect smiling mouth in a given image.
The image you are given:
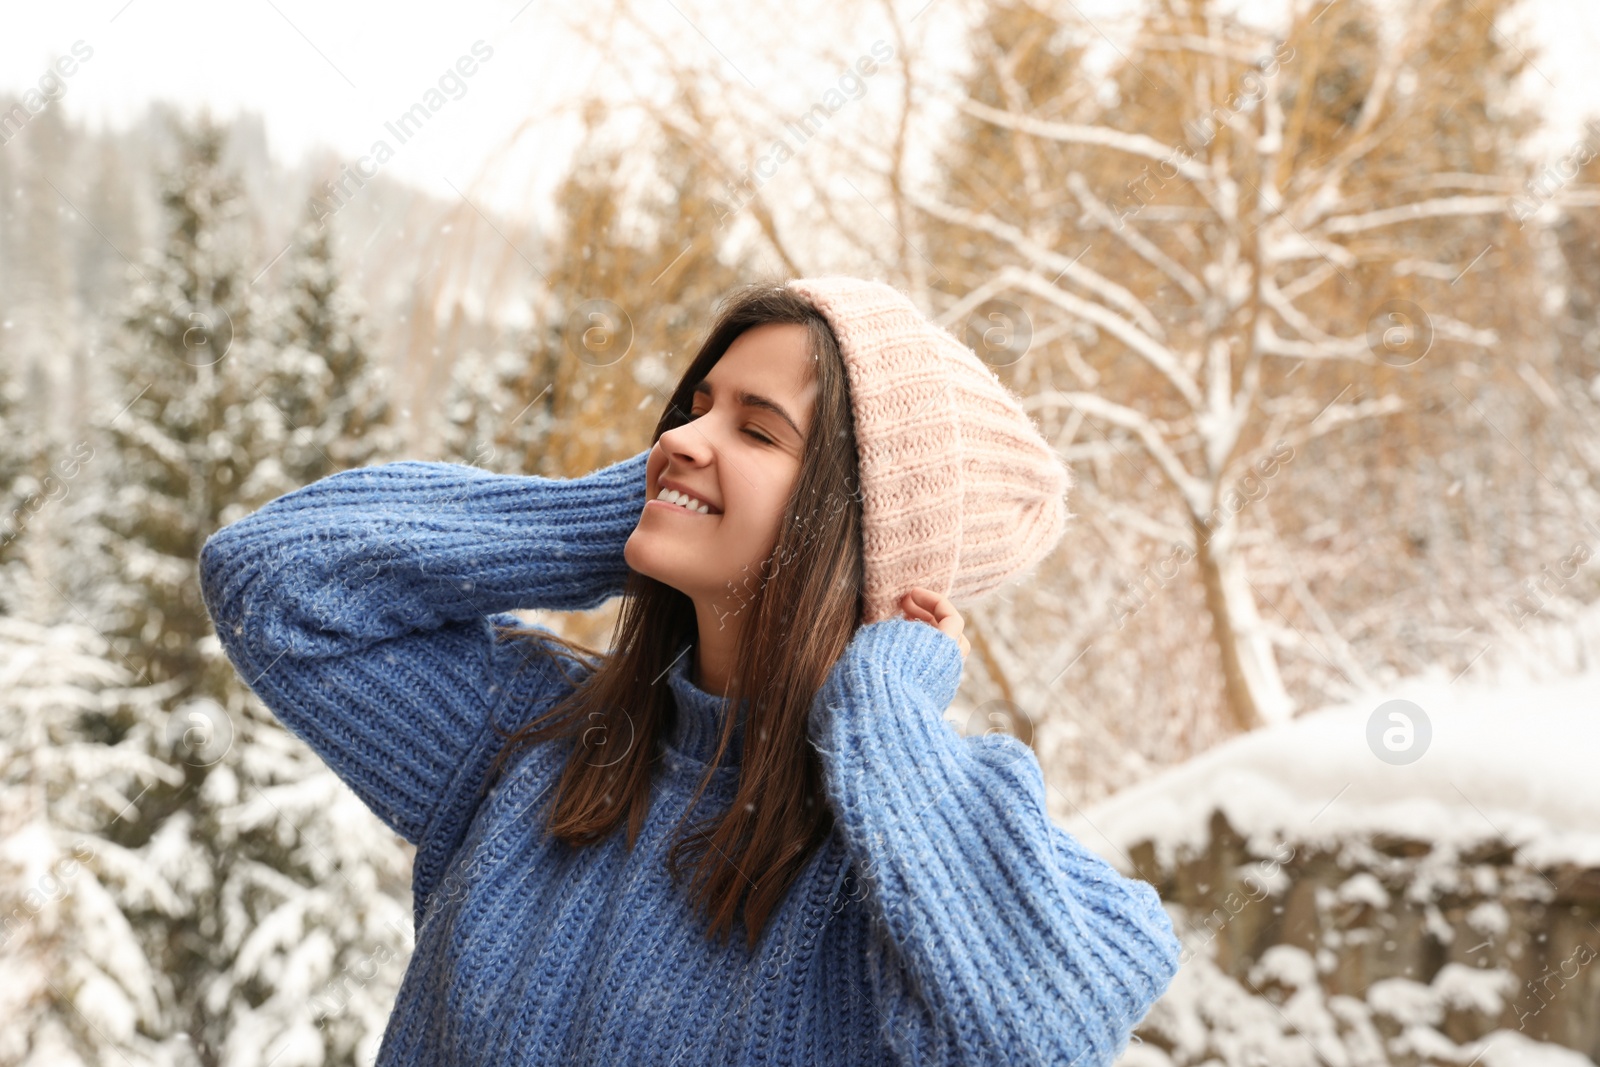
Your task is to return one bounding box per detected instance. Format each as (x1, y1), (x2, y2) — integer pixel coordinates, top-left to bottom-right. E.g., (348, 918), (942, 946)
(646, 499), (718, 517)
(651, 488), (720, 515)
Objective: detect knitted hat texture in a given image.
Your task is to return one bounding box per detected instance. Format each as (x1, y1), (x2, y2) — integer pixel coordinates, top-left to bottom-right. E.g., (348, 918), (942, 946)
(784, 276), (1073, 626)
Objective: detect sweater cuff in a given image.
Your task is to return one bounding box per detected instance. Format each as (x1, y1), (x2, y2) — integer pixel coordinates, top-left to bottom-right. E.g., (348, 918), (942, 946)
(857, 617), (966, 705)
(806, 617), (965, 755)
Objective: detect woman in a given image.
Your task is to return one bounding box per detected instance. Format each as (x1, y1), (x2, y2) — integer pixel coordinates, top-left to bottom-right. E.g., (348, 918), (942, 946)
(199, 276), (1180, 1066)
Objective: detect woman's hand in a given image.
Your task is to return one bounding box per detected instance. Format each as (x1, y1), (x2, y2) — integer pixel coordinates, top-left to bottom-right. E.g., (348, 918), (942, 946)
(898, 587), (969, 663)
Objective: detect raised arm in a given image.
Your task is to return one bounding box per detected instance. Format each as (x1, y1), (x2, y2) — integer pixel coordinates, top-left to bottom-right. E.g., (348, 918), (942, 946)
(806, 618), (1180, 1067)
(198, 448), (649, 850)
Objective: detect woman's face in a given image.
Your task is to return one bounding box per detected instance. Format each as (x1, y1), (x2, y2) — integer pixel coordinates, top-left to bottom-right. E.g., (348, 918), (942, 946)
(625, 322), (818, 628)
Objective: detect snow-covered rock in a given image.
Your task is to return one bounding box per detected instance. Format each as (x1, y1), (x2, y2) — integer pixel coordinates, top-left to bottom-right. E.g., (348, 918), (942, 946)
(1072, 665), (1600, 1066)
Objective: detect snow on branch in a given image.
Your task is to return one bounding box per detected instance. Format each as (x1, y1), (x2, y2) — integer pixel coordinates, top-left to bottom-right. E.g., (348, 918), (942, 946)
(1285, 394), (1407, 451)
(1320, 195), (1512, 235)
(1262, 228), (1358, 268)
(1253, 322), (1374, 362)
(1132, 34), (1283, 64)
(1432, 316), (1499, 348)
(1255, 311), (1496, 363)
(931, 272), (1014, 333)
(1024, 389), (1210, 514)
(1259, 278), (1340, 346)
(1000, 266), (1204, 408)
(907, 192), (1166, 338)
(1099, 498), (1194, 546)
(1066, 172), (1206, 304)
(944, 95), (1212, 186)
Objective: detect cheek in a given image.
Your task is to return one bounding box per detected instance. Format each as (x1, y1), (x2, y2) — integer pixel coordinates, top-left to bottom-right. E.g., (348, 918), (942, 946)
(721, 486), (791, 557)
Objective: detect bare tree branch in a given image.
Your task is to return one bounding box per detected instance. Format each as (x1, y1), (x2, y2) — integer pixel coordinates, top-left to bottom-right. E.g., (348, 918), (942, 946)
(1000, 266), (1204, 407)
(1284, 394), (1407, 452)
(1066, 172), (1206, 303)
(908, 192), (1167, 338)
(1253, 323), (1373, 361)
(1024, 389), (1211, 513)
(1321, 195), (1512, 235)
(944, 94), (1213, 186)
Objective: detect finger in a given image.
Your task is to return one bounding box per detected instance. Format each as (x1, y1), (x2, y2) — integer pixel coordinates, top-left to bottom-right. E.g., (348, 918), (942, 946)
(900, 594), (936, 625)
(927, 596), (962, 635)
(908, 587), (947, 618)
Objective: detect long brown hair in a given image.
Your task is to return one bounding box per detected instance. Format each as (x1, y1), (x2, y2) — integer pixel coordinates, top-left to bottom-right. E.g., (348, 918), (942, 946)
(485, 281), (866, 951)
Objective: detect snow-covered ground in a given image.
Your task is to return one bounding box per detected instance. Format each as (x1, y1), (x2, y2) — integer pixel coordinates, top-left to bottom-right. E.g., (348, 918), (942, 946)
(1068, 608), (1600, 1067)
(1067, 651), (1600, 875)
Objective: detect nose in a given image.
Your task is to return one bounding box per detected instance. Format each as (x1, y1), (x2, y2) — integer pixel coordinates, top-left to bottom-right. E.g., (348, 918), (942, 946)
(658, 416), (717, 463)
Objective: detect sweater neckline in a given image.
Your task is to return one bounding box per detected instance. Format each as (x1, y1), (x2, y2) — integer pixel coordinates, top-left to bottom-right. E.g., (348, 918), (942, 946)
(661, 640), (747, 780)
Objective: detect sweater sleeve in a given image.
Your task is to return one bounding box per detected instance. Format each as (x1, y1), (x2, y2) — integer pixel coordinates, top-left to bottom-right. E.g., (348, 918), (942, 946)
(198, 448), (650, 849)
(806, 618), (1180, 1067)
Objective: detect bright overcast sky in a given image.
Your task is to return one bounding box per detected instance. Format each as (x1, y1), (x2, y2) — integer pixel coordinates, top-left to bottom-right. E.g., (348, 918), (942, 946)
(5, 0), (1600, 223)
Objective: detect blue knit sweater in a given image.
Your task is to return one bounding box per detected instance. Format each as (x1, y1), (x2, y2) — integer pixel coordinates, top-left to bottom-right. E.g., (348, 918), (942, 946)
(198, 447), (1180, 1066)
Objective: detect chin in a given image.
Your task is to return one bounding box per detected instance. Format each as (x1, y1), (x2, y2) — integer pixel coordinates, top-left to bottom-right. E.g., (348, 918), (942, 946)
(624, 533), (684, 592)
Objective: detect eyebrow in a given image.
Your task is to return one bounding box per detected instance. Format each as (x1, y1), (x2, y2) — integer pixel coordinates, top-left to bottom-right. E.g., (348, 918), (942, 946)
(690, 378), (804, 440)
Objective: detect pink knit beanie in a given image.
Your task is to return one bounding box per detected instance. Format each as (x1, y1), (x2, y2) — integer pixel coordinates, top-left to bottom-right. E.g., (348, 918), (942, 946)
(784, 276), (1074, 626)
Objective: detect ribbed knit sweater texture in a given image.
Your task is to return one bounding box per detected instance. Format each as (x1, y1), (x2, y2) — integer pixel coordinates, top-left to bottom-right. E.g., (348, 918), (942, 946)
(198, 448), (1181, 1066)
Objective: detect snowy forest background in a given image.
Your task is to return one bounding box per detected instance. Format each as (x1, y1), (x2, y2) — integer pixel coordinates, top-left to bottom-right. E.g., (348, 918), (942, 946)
(3, 0), (1600, 1063)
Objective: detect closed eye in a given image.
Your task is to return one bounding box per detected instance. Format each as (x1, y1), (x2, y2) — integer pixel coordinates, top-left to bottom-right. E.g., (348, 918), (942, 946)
(687, 408), (774, 446)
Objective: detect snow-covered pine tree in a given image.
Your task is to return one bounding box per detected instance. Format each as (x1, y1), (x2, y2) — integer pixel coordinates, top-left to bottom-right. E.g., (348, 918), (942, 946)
(438, 342), (526, 473)
(0, 563), (189, 1066)
(0, 355), (39, 586)
(238, 204), (397, 512)
(90, 112), (412, 1067)
(206, 193), (411, 1067)
(0, 541), (414, 1067)
(101, 111), (267, 704)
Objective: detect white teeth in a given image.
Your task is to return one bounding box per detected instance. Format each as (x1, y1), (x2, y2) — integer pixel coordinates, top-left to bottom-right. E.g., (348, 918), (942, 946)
(657, 487), (711, 514)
